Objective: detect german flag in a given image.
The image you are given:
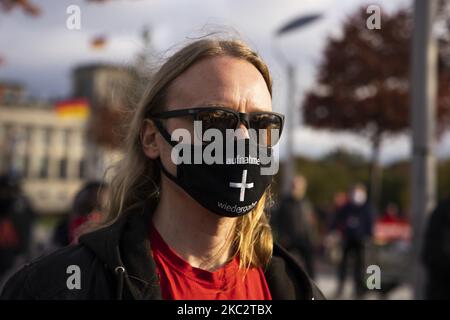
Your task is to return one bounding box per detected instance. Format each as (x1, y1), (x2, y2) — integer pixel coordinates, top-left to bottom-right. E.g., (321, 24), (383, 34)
(90, 35), (107, 50)
(55, 98), (90, 119)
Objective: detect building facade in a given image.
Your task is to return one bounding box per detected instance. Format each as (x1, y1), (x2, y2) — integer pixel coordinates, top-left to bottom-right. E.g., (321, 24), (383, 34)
(0, 64), (131, 214)
(0, 104), (87, 213)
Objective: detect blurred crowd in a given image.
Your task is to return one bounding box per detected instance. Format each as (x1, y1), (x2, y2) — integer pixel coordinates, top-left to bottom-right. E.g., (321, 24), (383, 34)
(0, 172), (449, 299)
(271, 175), (450, 299)
(0, 175), (107, 289)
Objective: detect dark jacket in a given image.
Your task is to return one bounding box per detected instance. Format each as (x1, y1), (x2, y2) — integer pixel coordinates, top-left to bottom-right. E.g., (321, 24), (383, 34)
(422, 197), (450, 299)
(330, 202), (373, 242)
(0, 193), (35, 276)
(0, 204), (325, 300)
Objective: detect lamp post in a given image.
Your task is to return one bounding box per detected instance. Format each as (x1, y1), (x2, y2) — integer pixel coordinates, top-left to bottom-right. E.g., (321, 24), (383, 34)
(273, 13), (322, 195)
(410, 0), (438, 299)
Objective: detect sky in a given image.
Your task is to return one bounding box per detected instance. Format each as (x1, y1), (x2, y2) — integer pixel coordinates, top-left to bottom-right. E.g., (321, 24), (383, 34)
(2, 0), (449, 165)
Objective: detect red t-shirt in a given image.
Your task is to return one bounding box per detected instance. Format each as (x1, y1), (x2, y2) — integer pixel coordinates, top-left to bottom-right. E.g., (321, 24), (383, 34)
(149, 223), (272, 300)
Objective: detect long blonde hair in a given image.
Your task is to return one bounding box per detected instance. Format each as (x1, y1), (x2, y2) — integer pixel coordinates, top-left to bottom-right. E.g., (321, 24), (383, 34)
(90, 38), (274, 269)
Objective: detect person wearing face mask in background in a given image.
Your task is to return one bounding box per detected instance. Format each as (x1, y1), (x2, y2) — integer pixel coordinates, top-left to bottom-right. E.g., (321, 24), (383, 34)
(330, 184), (373, 299)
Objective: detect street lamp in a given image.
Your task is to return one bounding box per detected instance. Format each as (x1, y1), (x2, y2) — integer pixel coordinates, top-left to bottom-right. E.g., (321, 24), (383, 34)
(273, 13), (322, 195)
(410, 0), (438, 299)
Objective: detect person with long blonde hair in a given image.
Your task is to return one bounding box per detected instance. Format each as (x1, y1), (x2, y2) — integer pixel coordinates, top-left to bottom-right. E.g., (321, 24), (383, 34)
(1, 37), (324, 300)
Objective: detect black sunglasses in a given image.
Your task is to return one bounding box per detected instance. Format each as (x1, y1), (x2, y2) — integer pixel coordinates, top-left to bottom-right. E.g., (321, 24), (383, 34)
(148, 106), (285, 147)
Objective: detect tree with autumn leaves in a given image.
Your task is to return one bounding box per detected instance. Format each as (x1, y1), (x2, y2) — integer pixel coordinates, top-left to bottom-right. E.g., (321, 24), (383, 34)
(302, 6), (450, 209)
(0, 0), (113, 15)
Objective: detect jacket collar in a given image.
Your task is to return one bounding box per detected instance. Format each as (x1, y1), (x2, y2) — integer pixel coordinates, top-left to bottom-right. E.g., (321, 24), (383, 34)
(265, 243), (316, 299)
(79, 202), (161, 299)
(79, 202), (318, 300)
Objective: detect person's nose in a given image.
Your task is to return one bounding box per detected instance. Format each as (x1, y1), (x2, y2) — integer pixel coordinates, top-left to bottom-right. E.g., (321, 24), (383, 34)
(235, 123), (250, 139)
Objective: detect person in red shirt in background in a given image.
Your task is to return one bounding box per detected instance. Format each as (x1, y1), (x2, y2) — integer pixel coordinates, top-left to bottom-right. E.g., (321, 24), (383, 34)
(52, 181), (107, 247)
(370, 203), (411, 298)
(68, 181), (107, 243)
(0, 175), (35, 285)
(374, 203), (411, 245)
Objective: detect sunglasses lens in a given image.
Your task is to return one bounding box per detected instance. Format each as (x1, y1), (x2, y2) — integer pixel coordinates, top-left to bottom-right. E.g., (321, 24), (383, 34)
(249, 113), (283, 147)
(197, 109), (238, 137)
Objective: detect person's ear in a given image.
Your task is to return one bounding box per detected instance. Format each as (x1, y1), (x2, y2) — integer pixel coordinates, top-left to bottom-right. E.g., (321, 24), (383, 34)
(141, 119), (160, 159)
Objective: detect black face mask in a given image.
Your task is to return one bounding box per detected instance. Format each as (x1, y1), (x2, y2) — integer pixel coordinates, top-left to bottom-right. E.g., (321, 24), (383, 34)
(156, 135), (274, 217)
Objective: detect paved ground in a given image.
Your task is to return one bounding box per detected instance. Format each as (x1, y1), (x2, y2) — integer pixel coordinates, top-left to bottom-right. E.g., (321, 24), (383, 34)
(315, 272), (413, 300)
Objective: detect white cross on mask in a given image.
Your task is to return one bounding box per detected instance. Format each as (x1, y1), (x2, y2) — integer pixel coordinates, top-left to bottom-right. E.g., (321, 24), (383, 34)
(229, 169), (254, 202)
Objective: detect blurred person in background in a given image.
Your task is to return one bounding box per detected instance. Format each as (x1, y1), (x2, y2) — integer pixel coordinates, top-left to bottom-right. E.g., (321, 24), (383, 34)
(423, 196), (450, 299)
(375, 202), (410, 243)
(0, 174), (35, 285)
(1, 38), (324, 300)
(323, 191), (349, 265)
(380, 203), (403, 223)
(52, 181), (107, 247)
(333, 191), (349, 211)
(375, 202), (410, 244)
(330, 184), (373, 298)
(371, 203), (411, 298)
(273, 175), (318, 279)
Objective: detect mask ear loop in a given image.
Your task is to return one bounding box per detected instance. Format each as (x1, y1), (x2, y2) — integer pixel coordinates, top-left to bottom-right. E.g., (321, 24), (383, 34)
(150, 118), (178, 147)
(150, 118), (184, 183)
(156, 157), (179, 181)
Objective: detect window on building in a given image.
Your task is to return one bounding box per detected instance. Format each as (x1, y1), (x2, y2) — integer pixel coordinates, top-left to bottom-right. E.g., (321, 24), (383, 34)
(25, 126), (33, 145)
(44, 127), (52, 145)
(39, 156), (49, 179)
(63, 129), (71, 145)
(79, 159), (86, 179)
(59, 158), (68, 179)
(23, 155), (30, 178)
